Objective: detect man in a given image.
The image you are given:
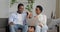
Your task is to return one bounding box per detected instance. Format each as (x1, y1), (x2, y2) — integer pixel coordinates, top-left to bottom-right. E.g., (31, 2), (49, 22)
(9, 3), (31, 32)
(35, 5), (48, 32)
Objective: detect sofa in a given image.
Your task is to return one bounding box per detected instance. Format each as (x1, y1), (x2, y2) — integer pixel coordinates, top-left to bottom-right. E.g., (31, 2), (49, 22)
(0, 18), (8, 32)
(0, 18), (35, 32)
(0, 18), (50, 32)
(0, 18), (59, 32)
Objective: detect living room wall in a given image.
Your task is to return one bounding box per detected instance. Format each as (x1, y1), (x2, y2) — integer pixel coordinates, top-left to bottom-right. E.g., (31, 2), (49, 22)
(0, 0), (56, 19)
(0, 0), (9, 18)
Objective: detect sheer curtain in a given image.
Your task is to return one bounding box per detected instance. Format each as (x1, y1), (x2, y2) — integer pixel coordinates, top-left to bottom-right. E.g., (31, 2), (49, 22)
(55, 0), (60, 19)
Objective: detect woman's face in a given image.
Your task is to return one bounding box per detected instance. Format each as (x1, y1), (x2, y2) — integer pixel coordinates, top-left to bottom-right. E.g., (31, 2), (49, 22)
(35, 7), (41, 15)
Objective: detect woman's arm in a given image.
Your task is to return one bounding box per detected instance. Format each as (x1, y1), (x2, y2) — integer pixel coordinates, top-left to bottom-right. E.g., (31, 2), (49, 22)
(39, 15), (47, 27)
(26, 12), (32, 18)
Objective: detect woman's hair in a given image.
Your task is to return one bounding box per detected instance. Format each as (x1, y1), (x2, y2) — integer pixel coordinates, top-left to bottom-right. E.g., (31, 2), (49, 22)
(36, 5), (43, 12)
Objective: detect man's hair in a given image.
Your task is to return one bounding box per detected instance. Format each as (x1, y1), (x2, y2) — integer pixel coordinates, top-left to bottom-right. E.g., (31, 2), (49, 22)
(18, 3), (24, 8)
(36, 5), (43, 12)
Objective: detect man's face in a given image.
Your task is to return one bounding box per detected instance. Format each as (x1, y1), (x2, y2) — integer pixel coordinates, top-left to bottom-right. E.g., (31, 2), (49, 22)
(18, 6), (24, 13)
(35, 7), (41, 15)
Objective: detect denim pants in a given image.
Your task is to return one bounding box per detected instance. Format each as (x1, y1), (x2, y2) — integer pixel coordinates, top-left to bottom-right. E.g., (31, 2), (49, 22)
(10, 24), (28, 32)
(35, 25), (48, 32)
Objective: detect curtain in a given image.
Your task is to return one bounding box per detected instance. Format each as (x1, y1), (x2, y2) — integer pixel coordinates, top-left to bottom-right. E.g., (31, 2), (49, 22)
(55, 0), (60, 19)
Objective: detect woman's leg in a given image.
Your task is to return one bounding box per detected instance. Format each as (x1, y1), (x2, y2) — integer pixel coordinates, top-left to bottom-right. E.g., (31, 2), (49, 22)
(35, 25), (41, 32)
(41, 25), (48, 32)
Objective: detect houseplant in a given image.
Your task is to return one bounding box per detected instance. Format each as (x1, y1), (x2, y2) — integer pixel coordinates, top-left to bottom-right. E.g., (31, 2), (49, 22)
(10, 0), (17, 7)
(25, 0), (35, 12)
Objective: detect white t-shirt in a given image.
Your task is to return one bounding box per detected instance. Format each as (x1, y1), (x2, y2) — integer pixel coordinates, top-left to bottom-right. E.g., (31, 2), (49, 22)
(9, 11), (27, 25)
(17, 14), (23, 25)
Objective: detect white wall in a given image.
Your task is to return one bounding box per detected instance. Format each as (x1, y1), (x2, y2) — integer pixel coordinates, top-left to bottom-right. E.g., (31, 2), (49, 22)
(0, 0), (56, 18)
(0, 0), (9, 18)
(33, 0), (56, 18)
(9, 0), (56, 18)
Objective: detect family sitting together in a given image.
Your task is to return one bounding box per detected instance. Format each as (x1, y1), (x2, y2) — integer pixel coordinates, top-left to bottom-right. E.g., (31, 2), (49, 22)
(9, 3), (48, 32)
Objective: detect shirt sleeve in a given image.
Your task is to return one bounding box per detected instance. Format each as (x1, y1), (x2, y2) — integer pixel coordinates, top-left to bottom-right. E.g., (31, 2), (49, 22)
(8, 14), (14, 23)
(42, 15), (47, 25)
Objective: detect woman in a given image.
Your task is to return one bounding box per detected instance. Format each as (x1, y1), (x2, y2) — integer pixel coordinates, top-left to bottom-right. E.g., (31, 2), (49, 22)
(35, 5), (48, 32)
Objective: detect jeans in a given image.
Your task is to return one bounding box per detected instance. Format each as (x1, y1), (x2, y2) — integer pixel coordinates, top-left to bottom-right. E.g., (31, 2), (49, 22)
(35, 25), (48, 32)
(10, 24), (28, 32)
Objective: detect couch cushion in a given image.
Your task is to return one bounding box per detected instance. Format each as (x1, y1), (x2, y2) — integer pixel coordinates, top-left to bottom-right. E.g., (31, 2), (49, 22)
(0, 18), (8, 28)
(0, 28), (6, 32)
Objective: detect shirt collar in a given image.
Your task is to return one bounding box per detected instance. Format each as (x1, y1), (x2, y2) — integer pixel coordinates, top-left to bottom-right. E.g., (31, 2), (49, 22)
(37, 13), (42, 17)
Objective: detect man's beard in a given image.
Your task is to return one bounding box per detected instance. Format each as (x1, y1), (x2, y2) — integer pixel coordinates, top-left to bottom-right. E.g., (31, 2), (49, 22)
(17, 11), (23, 14)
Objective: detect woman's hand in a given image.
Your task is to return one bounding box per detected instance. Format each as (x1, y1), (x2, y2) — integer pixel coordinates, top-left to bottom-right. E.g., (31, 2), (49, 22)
(39, 23), (44, 27)
(27, 12), (32, 18)
(34, 16), (38, 18)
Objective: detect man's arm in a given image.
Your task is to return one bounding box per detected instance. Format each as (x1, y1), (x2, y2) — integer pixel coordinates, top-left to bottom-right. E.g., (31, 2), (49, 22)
(8, 14), (14, 25)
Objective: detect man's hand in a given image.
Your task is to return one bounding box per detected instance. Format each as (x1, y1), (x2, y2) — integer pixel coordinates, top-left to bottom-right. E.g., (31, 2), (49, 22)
(9, 22), (14, 25)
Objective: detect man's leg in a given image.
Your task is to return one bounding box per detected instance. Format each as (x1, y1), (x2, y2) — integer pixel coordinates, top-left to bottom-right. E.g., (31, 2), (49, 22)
(9, 25), (19, 32)
(35, 25), (41, 32)
(22, 25), (28, 32)
(41, 25), (48, 32)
